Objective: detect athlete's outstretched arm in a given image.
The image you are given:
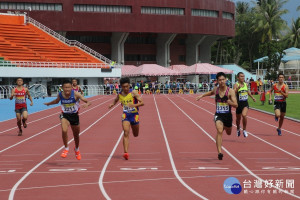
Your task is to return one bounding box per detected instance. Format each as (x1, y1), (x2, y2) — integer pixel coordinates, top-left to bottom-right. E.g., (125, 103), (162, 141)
(247, 90), (256, 102)
(25, 88), (33, 106)
(130, 90), (144, 107)
(228, 89), (238, 108)
(109, 95), (119, 109)
(44, 95), (60, 106)
(9, 89), (15, 100)
(196, 87), (216, 101)
(233, 83), (240, 93)
(76, 92), (91, 108)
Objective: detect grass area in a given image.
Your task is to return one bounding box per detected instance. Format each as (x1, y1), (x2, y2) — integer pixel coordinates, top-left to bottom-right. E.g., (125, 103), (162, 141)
(249, 93), (300, 120)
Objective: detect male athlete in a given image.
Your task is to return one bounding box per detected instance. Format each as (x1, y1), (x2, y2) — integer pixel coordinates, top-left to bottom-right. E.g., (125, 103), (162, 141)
(268, 73), (289, 136)
(233, 72), (256, 137)
(44, 80), (91, 160)
(72, 78), (84, 95)
(196, 72), (238, 160)
(10, 78), (33, 136)
(109, 77), (144, 160)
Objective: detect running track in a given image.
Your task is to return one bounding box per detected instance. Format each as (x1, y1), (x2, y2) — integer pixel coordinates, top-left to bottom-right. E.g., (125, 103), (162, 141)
(0, 95), (299, 200)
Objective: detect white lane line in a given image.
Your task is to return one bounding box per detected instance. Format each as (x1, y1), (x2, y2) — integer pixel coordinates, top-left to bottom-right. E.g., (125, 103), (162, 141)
(0, 96), (107, 134)
(154, 95), (208, 200)
(2, 172), (300, 193)
(167, 96), (300, 199)
(98, 131), (124, 200)
(0, 97), (114, 154)
(186, 96), (300, 137)
(180, 96), (300, 161)
(8, 103), (120, 200)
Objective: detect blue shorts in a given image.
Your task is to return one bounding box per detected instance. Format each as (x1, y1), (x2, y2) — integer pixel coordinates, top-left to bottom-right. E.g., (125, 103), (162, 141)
(122, 112), (139, 125)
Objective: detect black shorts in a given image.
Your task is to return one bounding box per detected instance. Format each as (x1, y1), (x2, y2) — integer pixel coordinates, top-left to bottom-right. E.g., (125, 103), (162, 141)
(214, 113), (232, 128)
(236, 101), (249, 114)
(15, 107), (27, 114)
(60, 112), (80, 126)
(274, 101), (286, 113)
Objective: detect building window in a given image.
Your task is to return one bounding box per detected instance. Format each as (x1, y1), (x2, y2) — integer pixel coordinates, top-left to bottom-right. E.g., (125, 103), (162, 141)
(74, 4), (132, 13)
(125, 54), (156, 61)
(0, 2), (62, 11)
(141, 7), (184, 16)
(222, 12), (234, 20)
(191, 9), (218, 18)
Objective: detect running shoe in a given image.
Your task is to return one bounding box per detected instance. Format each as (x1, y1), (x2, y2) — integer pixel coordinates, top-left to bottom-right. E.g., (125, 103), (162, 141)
(243, 130), (248, 138)
(237, 130), (241, 137)
(275, 116), (278, 122)
(123, 153), (129, 160)
(75, 148), (81, 160)
(218, 153), (223, 160)
(61, 149), (69, 158)
(17, 129), (22, 136)
(277, 128), (282, 136)
(22, 120), (27, 128)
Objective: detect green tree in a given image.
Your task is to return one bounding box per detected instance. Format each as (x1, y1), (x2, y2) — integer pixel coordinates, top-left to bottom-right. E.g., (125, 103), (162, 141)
(287, 17), (300, 48)
(253, 0), (288, 42)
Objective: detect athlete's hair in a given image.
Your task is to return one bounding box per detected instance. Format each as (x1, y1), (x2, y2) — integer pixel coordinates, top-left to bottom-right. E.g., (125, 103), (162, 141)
(237, 72), (244, 77)
(120, 77), (130, 85)
(62, 79), (72, 86)
(278, 72), (284, 78)
(16, 77), (23, 81)
(216, 72), (226, 80)
(72, 78), (78, 82)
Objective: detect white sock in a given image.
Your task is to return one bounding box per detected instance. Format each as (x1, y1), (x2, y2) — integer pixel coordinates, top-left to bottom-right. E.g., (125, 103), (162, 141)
(75, 147), (79, 152)
(65, 147), (69, 151)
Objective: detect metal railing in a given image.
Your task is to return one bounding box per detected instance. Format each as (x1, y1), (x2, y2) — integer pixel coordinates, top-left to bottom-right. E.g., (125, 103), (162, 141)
(26, 16), (117, 66)
(4, 61), (110, 68)
(29, 84), (47, 99)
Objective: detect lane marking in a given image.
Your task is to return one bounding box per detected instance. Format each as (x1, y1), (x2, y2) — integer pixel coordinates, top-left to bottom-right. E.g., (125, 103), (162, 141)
(191, 167), (229, 170)
(0, 97), (114, 154)
(120, 168), (158, 171)
(166, 96), (300, 199)
(49, 168), (87, 172)
(0, 96), (107, 134)
(8, 103), (120, 200)
(180, 96), (300, 161)
(154, 95), (208, 200)
(98, 131), (124, 200)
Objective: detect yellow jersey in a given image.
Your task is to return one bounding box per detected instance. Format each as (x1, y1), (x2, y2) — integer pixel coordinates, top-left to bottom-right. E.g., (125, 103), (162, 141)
(119, 92), (139, 113)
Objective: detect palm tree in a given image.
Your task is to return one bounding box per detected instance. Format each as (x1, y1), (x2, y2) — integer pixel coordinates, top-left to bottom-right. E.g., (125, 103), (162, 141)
(253, 0), (288, 42)
(236, 2), (250, 15)
(287, 17), (300, 48)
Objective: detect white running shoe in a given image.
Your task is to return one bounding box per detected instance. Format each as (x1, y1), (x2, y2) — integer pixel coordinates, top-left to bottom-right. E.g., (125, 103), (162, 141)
(243, 130), (248, 138)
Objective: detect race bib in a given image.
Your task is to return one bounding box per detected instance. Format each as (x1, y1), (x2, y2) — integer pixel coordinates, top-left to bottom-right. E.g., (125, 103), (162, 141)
(123, 105), (135, 113)
(63, 103), (77, 113)
(239, 92), (248, 101)
(15, 96), (26, 104)
(274, 93), (284, 101)
(216, 102), (230, 114)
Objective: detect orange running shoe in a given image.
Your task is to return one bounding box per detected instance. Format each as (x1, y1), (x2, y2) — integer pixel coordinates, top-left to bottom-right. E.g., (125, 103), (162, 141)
(123, 153), (129, 160)
(61, 149), (69, 158)
(75, 148), (81, 160)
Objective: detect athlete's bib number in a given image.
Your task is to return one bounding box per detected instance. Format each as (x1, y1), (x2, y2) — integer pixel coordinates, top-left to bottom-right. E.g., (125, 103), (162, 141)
(239, 92), (248, 101)
(63, 103), (76, 113)
(216, 102), (229, 114)
(15, 97), (25, 104)
(274, 93), (284, 101)
(123, 105), (135, 113)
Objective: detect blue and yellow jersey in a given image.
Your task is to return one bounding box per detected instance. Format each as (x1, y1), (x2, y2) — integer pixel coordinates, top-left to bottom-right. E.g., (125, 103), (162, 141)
(119, 91), (139, 113)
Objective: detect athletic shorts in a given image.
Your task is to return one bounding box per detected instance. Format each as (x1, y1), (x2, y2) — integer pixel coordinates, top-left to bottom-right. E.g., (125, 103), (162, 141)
(236, 101), (249, 114)
(214, 113), (232, 128)
(15, 107), (27, 114)
(122, 112), (139, 125)
(274, 101), (286, 113)
(60, 112), (80, 126)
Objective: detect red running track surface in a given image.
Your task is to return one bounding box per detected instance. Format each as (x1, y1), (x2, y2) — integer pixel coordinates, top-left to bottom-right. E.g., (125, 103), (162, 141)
(0, 95), (299, 200)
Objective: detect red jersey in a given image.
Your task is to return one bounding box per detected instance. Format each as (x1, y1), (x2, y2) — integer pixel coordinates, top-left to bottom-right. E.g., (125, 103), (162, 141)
(274, 84), (286, 102)
(15, 87), (27, 109)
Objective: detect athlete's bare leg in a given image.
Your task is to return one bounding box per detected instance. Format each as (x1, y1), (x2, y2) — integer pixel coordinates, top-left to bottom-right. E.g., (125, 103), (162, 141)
(22, 110), (28, 128)
(71, 125), (80, 149)
(278, 112), (285, 129)
(241, 107), (248, 130)
(61, 118), (70, 148)
(122, 121), (131, 153)
(215, 120), (224, 154)
(131, 124), (139, 137)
